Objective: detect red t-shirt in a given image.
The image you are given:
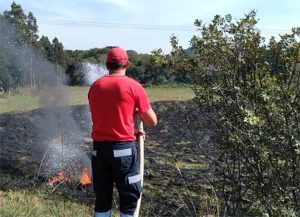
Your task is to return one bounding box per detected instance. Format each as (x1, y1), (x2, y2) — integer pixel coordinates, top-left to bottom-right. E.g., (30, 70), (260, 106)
(88, 75), (151, 141)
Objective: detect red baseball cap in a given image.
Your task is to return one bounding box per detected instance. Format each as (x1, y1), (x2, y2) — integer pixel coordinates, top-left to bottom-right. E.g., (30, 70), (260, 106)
(106, 47), (128, 63)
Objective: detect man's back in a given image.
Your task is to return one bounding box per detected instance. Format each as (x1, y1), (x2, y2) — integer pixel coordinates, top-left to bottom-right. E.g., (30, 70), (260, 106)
(88, 75), (150, 142)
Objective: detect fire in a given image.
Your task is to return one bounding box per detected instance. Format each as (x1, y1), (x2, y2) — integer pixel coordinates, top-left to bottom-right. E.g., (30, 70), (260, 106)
(48, 171), (66, 185)
(80, 167), (91, 185)
(47, 168), (91, 187)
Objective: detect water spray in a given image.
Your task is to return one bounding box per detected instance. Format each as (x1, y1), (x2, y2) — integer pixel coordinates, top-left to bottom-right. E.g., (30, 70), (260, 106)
(81, 62), (108, 85)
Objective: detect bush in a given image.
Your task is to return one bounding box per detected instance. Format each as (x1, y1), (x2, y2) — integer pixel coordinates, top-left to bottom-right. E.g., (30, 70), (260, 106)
(153, 11), (300, 216)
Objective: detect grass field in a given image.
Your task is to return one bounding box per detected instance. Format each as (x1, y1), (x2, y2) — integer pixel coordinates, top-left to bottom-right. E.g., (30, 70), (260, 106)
(0, 190), (93, 217)
(0, 86), (194, 114)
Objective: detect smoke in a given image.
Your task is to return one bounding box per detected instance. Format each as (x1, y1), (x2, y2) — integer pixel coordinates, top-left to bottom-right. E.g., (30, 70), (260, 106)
(0, 16), (92, 179)
(81, 62), (108, 85)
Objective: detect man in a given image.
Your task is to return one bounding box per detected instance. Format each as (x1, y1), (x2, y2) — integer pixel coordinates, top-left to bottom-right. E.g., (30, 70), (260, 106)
(88, 47), (157, 217)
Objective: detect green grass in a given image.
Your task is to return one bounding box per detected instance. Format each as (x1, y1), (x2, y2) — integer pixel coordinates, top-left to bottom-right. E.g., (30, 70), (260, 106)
(145, 86), (194, 102)
(0, 90), (40, 114)
(0, 86), (194, 114)
(0, 190), (93, 217)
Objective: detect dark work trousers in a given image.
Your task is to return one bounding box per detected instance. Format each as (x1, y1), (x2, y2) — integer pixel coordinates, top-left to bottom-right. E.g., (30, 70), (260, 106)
(92, 141), (142, 215)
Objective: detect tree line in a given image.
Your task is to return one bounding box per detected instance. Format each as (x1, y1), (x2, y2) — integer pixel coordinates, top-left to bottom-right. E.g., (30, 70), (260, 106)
(0, 2), (180, 93)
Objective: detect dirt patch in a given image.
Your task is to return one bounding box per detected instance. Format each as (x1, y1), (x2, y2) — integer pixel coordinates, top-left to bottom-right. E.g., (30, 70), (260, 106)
(0, 101), (218, 216)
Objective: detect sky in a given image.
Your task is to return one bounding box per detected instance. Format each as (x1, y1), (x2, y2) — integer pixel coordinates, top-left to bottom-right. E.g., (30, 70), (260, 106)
(1, 0), (300, 54)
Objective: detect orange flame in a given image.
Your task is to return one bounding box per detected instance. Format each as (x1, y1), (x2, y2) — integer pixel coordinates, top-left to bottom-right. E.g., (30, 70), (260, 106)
(48, 171), (66, 184)
(80, 167), (91, 185)
(47, 168), (91, 186)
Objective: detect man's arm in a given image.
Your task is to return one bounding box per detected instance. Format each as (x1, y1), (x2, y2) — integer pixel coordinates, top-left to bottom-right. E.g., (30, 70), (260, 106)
(140, 108), (157, 127)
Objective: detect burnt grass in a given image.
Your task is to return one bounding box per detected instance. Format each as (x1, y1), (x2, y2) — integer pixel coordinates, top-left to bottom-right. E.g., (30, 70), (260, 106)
(0, 101), (219, 216)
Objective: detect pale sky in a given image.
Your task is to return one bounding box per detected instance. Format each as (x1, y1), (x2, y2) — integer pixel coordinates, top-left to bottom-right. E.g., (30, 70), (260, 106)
(1, 0), (300, 53)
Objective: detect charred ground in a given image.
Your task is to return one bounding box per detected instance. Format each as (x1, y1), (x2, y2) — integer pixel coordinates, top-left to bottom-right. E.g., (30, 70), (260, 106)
(0, 101), (218, 216)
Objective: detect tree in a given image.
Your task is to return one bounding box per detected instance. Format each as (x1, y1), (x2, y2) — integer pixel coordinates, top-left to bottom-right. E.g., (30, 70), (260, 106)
(64, 50), (85, 85)
(127, 52), (175, 85)
(153, 11), (300, 216)
(39, 36), (53, 61)
(0, 12), (24, 91)
(2, 2), (41, 88)
(51, 37), (64, 83)
(26, 12), (39, 87)
(3, 1), (27, 46)
(26, 12), (38, 44)
(0, 48), (22, 92)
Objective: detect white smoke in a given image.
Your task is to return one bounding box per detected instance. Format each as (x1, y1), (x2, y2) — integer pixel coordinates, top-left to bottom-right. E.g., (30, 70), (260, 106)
(82, 62), (108, 85)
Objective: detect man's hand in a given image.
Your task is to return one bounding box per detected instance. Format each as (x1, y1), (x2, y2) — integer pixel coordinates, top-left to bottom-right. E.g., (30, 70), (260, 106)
(135, 129), (145, 141)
